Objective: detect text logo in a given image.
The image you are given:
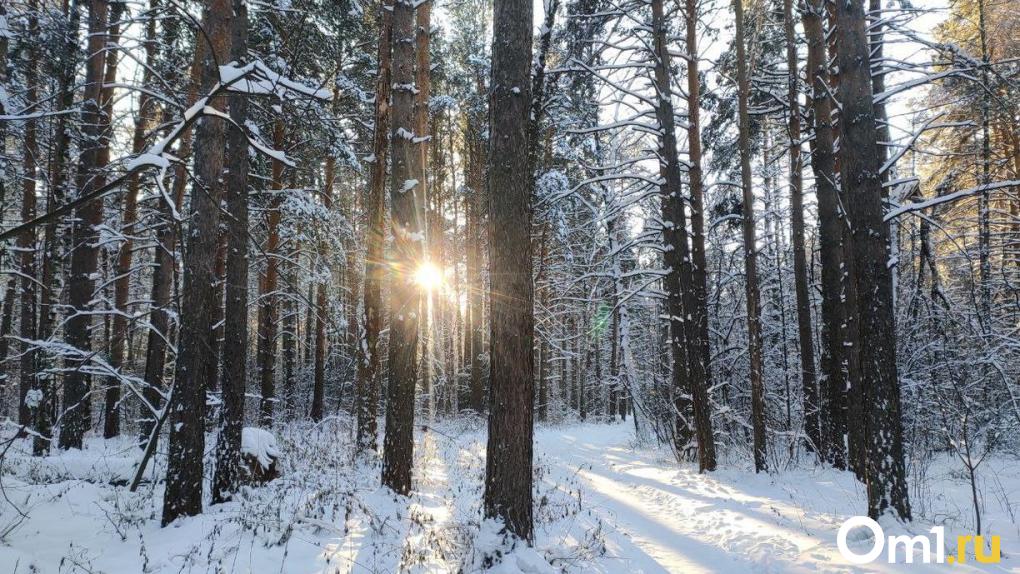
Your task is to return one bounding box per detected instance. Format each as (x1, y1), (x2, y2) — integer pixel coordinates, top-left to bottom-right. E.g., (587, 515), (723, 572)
(837, 516), (1000, 565)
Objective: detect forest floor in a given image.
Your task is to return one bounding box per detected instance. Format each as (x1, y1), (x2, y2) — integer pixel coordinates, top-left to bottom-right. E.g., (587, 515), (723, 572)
(1, 418), (1018, 573)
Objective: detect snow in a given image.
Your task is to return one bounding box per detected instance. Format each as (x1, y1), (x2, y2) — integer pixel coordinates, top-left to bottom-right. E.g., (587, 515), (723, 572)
(401, 178), (420, 193)
(240, 427), (281, 470)
(123, 152), (170, 171)
(1, 421), (1016, 572)
(220, 60), (332, 101)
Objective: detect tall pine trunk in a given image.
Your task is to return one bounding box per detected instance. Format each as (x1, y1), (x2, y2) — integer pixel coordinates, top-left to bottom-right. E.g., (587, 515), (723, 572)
(60, 0), (111, 449)
(108, 1), (154, 439)
(467, 131), (485, 414)
(355, 0), (392, 453)
(783, 0), (819, 454)
(381, 0), (421, 495)
(141, 26), (202, 446)
(801, 0), (844, 466)
(652, 0), (715, 468)
(212, 0), (249, 504)
(651, 0), (693, 460)
(16, 0), (40, 436)
(311, 155), (333, 422)
(732, 0), (767, 472)
(831, 0), (910, 521)
(483, 0), (535, 540)
(682, 0), (717, 471)
(257, 120), (286, 426)
(162, 0), (232, 525)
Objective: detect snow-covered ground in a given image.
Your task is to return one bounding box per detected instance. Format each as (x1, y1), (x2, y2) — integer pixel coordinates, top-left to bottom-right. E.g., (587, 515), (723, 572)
(1, 419), (1017, 573)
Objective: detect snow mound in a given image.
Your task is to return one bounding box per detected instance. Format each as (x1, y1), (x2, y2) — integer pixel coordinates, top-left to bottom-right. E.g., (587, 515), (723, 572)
(464, 519), (557, 574)
(241, 427), (281, 470)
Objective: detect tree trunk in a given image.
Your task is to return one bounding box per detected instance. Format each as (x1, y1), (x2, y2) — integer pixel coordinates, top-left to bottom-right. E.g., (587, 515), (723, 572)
(414, 0), (433, 421)
(732, 0), (767, 473)
(801, 0), (844, 467)
(93, 3), (125, 439)
(0, 281), (14, 409)
(467, 132), (485, 414)
(651, 0), (715, 469)
(17, 0), (41, 435)
(162, 0), (232, 525)
(831, 0), (910, 521)
(651, 0), (693, 460)
(257, 120), (285, 426)
(60, 0), (112, 449)
(355, 0), (392, 453)
(206, 232), (227, 394)
(107, 1), (154, 439)
(141, 25), (203, 446)
(976, 0), (992, 325)
(483, 0), (535, 540)
(0, 5), (8, 405)
(281, 236), (297, 416)
(212, 0), (249, 504)
(682, 0), (717, 471)
(311, 157), (333, 423)
(381, 0), (421, 495)
(36, 0), (81, 454)
(783, 0), (820, 455)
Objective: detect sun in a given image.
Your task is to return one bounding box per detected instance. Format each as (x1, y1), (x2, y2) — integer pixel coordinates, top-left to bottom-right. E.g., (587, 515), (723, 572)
(413, 261), (444, 292)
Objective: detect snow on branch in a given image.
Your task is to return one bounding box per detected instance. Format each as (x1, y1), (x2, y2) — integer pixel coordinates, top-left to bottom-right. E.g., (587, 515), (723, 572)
(220, 60), (333, 101)
(885, 180), (1020, 221)
(0, 59), (327, 243)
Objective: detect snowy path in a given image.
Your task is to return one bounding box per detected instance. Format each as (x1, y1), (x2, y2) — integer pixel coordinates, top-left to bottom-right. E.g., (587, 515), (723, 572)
(533, 425), (1013, 573)
(1, 421), (1016, 573)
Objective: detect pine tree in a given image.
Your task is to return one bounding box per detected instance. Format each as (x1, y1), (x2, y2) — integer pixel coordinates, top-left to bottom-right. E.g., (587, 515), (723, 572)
(783, 0), (820, 454)
(732, 0), (768, 473)
(483, 0), (535, 540)
(831, 0), (910, 521)
(212, 0), (250, 504)
(356, 0), (393, 453)
(381, 0), (421, 495)
(60, 0), (113, 450)
(162, 0), (233, 525)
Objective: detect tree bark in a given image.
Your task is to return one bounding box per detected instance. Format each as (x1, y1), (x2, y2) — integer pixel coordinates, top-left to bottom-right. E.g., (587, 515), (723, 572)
(257, 120), (285, 426)
(801, 0), (844, 467)
(106, 0), (149, 439)
(141, 22), (202, 446)
(414, 0), (433, 420)
(682, 0), (717, 471)
(483, 0), (535, 540)
(0, 3), (11, 408)
(162, 0), (232, 525)
(311, 157), (333, 423)
(212, 0), (249, 504)
(381, 0), (421, 495)
(732, 0), (767, 473)
(651, 0), (715, 469)
(60, 0), (112, 449)
(831, 0), (910, 521)
(355, 0), (392, 453)
(35, 0), (81, 454)
(0, 281), (14, 409)
(17, 0), (41, 434)
(651, 0), (693, 460)
(467, 124), (486, 414)
(783, 0), (820, 455)
(206, 232), (227, 394)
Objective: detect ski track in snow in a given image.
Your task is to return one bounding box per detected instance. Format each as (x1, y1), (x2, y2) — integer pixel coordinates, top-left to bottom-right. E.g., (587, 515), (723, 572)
(0, 422), (1017, 573)
(535, 425), (1014, 574)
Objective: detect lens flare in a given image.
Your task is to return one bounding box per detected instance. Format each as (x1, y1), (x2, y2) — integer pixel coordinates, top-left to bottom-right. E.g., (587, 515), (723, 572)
(414, 261), (444, 292)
